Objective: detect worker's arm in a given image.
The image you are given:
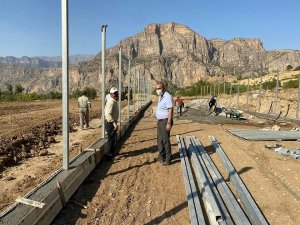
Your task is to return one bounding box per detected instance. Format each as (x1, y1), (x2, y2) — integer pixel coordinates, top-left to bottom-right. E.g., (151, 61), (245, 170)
(166, 107), (173, 131)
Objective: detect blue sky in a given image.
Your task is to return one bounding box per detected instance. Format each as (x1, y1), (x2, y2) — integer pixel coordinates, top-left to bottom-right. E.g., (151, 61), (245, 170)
(1, 0), (299, 57)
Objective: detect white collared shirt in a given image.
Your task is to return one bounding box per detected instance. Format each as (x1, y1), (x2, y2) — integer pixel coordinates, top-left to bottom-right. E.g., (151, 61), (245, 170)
(155, 91), (173, 120)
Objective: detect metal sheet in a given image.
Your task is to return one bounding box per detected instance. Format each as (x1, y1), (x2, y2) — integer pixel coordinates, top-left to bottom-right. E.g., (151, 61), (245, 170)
(228, 129), (300, 141)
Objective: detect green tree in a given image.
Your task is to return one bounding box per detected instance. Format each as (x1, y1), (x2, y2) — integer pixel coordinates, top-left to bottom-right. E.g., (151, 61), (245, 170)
(286, 65), (293, 71)
(15, 84), (24, 94)
(5, 83), (13, 94)
(84, 87), (97, 99)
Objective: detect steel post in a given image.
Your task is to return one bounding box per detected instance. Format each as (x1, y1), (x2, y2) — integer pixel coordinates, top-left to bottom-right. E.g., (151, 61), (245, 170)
(61, 0), (69, 170)
(297, 76), (300, 118)
(127, 59), (131, 119)
(274, 72), (279, 114)
(259, 73), (262, 112)
(101, 25), (107, 138)
(133, 67), (136, 113)
(246, 77), (249, 105)
(237, 81), (240, 109)
(118, 46), (122, 130)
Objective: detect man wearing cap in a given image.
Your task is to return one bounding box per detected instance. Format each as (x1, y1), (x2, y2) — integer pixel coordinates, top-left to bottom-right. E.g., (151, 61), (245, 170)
(104, 87), (119, 157)
(155, 81), (174, 165)
(78, 89), (91, 130)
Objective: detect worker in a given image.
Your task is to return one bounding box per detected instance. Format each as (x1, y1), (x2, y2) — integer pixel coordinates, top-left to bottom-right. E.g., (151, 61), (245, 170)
(105, 92), (111, 103)
(104, 87), (119, 158)
(208, 95), (217, 115)
(174, 96), (184, 116)
(78, 90), (91, 129)
(155, 81), (174, 165)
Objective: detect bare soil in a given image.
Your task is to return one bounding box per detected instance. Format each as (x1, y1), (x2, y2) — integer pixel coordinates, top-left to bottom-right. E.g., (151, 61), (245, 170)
(0, 97), (300, 225)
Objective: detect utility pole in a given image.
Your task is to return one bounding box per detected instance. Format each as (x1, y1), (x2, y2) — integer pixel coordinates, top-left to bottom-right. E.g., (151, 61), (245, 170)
(127, 60), (131, 119)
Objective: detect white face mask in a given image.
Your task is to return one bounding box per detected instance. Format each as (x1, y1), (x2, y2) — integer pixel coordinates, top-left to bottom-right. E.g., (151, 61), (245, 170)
(156, 89), (163, 96)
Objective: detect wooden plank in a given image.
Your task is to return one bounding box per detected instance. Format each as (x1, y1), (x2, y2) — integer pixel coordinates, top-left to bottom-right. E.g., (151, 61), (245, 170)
(15, 198), (45, 209)
(18, 188), (62, 225)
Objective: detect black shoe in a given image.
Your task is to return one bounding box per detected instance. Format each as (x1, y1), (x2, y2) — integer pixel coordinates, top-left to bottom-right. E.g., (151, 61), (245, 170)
(162, 160), (171, 166)
(156, 156), (164, 163)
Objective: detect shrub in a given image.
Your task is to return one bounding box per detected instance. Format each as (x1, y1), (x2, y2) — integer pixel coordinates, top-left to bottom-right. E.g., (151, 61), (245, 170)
(282, 79), (299, 89)
(262, 78), (280, 90)
(15, 84), (24, 94)
(286, 65), (293, 71)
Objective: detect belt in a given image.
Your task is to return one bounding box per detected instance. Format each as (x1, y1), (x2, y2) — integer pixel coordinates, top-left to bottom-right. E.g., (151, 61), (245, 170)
(158, 118), (168, 121)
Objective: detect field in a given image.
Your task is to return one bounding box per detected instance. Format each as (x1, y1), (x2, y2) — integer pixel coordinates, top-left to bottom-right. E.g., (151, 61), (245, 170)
(0, 92), (300, 224)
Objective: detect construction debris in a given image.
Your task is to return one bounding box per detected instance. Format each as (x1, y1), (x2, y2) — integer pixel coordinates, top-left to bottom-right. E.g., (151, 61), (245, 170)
(265, 144), (300, 160)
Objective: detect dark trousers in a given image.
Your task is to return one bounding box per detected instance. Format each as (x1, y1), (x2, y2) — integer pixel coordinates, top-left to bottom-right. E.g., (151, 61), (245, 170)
(157, 119), (172, 161)
(105, 121), (116, 155)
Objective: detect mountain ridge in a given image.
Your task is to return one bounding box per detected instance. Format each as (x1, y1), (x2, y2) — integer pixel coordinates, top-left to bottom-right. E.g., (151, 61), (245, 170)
(0, 22), (299, 93)
(0, 54), (94, 68)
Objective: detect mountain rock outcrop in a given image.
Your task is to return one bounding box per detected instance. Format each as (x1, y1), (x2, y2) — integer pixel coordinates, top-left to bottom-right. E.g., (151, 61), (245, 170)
(0, 22), (299, 93)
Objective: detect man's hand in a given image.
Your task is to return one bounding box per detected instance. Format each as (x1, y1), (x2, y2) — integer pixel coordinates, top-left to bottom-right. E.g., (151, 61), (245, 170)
(166, 123), (171, 131)
(113, 122), (118, 131)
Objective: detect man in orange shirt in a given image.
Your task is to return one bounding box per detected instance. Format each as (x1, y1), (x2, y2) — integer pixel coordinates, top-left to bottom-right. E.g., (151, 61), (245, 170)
(174, 96), (184, 116)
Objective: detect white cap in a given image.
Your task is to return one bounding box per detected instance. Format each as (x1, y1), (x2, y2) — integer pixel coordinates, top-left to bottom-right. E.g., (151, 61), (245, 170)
(110, 87), (118, 94)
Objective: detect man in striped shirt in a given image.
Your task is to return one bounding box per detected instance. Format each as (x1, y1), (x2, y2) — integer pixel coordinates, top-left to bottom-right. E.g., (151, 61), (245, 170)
(155, 81), (174, 165)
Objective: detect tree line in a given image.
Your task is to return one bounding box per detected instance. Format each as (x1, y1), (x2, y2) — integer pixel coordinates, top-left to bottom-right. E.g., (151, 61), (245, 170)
(0, 83), (97, 102)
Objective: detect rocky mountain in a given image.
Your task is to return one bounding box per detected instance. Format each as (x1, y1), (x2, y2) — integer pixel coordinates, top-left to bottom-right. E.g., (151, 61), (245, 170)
(0, 54), (94, 68)
(0, 22), (299, 93)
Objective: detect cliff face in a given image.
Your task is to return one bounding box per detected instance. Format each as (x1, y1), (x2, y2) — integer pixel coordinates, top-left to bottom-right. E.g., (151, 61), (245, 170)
(1, 22), (300, 92)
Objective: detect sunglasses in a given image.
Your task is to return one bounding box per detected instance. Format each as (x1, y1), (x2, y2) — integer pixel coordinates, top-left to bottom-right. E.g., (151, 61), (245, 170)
(155, 88), (162, 90)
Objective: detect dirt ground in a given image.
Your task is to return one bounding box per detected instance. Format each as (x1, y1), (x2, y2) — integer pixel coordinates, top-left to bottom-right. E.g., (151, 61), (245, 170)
(51, 103), (300, 225)
(0, 97), (300, 224)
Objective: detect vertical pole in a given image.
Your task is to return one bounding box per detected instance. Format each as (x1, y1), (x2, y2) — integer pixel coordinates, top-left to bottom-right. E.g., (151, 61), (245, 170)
(133, 67), (136, 113)
(138, 70), (140, 110)
(237, 81), (240, 109)
(101, 25), (107, 139)
(223, 82), (226, 94)
(247, 77), (249, 105)
(297, 75), (300, 118)
(274, 71), (279, 114)
(259, 72), (262, 112)
(62, 0), (69, 170)
(214, 84), (216, 95)
(118, 46), (122, 131)
(127, 60), (131, 119)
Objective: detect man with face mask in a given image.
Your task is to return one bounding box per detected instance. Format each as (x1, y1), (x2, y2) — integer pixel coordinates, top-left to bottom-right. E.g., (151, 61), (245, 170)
(155, 81), (174, 165)
(104, 87), (119, 158)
